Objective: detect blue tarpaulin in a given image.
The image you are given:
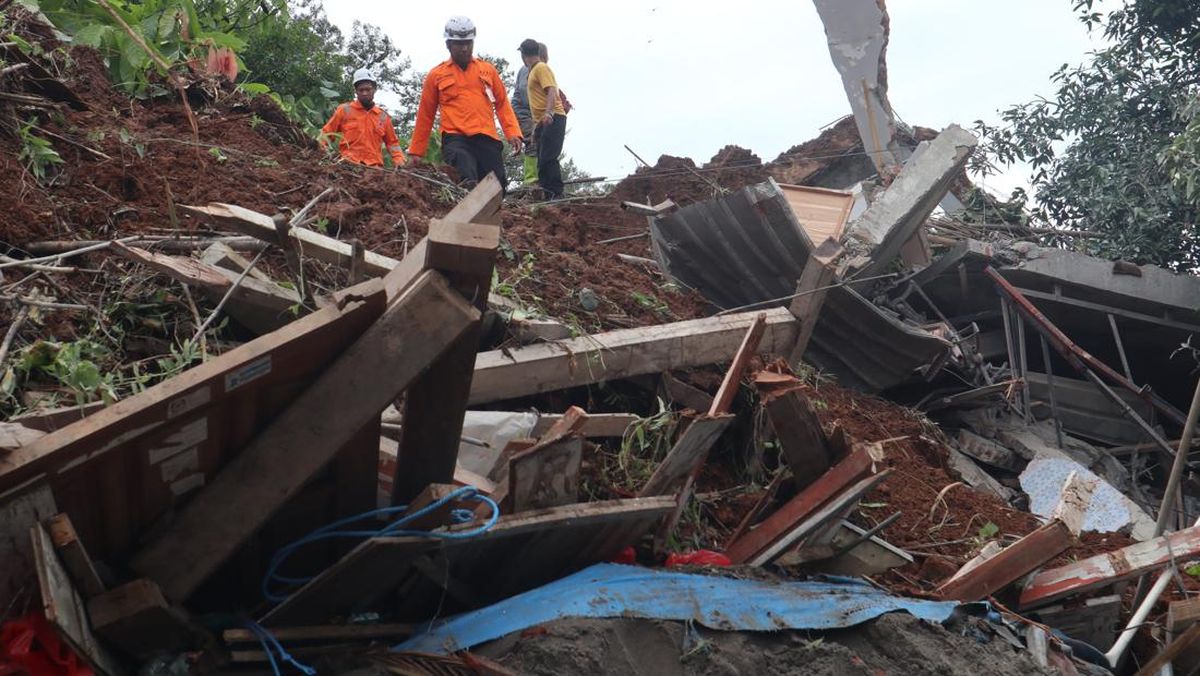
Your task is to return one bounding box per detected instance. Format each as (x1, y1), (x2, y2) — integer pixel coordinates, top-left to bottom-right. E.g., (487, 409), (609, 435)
(395, 563), (960, 654)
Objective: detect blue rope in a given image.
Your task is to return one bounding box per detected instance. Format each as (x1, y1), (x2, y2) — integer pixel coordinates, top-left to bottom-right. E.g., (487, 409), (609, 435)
(262, 485), (500, 603)
(243, 621), (284, 676)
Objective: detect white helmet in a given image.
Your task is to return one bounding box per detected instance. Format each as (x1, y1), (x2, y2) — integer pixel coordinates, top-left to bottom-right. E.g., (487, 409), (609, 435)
(444, 16), (476, 41)
(352, 67), (376, 86)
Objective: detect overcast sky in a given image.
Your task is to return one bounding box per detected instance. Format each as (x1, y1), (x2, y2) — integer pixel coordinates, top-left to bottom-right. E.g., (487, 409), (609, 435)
(322, 1), (1110, 194)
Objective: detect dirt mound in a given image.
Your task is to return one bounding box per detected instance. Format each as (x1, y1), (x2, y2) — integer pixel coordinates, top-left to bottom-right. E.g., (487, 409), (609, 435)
(768, 115), (864, 186)
(477, 614), (1055, 676)
(609, 148), (770, 208)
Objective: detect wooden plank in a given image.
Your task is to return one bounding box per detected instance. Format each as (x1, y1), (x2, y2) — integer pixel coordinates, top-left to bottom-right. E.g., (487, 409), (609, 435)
(44, 513), (106, 598)
(401, 484), (460, 530)
(0, 481), (56, 614)
(391, 201), (500, 505)
(87, 579), (199, 660)
(747, 471), (891, 566)
(1169, 596), (1200, 633)
(222, 623), (416, 644)
(200, 241), (275, 284)
(637, 414), (735, 496)
(1034, 595), (1121, 652)
(182, 202), (398, 278)
(661, 374), (714, 412)
(444, 172), (503, 225)
(725, 444), (882, 564)
(490, 408), (588, 508)
(778, 184), (854, 245)
(709, 312), (766, 414)
(31, 524), (123, 676)
(132, 271), (479, 602)
(0, 422), (44, 450)
(756, 373), (830, 490)
(939, 474), (1092, 602)
(1020, 522), (1200, 609)
(0, 283), (387, 498)
(508, 436), (582, 512)
(111, 241), (231, 290)
(788, 237), (843, 363)
(470, 307), (799, 405)
(532, 412), (638, 438)
(1135, 623), (1200, 676)
(262, 497), (674, 626)
(936, 521), (1074, 602)
(9, 402), (106, 432)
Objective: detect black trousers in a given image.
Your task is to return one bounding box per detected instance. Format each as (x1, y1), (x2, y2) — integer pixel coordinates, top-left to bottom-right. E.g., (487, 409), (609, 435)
(534, 114), (567, 198)
(442, 133), (507, 191)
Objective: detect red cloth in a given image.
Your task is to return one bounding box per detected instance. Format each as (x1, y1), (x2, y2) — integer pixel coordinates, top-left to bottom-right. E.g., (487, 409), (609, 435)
(665, 550), (732, 567)
(610, 546), (637, 565)
(1, 613), (93, 676)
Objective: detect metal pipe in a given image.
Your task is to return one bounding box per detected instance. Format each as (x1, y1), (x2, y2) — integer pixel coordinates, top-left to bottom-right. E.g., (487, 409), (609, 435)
(985, 267), (1186, 427)
(1108, 313), (1134, 382)
(1017, 313), (1032, 425)
(1039, 336), (1065, 449)
(999, 299), (1020, 392)
(1106, 514), (1200, 667)
(1152, 377), (1200, 538)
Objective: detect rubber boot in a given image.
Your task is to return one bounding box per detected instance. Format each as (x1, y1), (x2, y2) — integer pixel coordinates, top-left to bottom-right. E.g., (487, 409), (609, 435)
(522, 155), (538, 185)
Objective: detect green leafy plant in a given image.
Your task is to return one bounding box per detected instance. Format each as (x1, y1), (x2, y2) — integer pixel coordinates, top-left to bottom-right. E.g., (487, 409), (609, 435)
(630, 291), (672, 318)
(14, 340), (117, 406)
(977, 521), (1000, 540)
(208, 146), (228, 162)
(17, 121), (64, 183)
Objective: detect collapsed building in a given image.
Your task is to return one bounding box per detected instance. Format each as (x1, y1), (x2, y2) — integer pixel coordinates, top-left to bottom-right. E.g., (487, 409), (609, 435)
(3, 1), (1200, 675)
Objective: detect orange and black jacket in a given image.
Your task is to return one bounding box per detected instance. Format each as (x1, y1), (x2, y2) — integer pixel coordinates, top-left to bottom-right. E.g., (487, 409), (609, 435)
(321, 100), (406, 166)
(408, 58), (522, 158)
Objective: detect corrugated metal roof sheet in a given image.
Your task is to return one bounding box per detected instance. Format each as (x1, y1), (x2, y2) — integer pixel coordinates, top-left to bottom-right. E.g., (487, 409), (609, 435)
(651, 179), (949, 392)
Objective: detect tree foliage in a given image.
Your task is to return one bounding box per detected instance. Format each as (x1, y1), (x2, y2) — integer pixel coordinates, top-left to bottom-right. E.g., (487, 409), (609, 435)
(976, 0), (1200, 270)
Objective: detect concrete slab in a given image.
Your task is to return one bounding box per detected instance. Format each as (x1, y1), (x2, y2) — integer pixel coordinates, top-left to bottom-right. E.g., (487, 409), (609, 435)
(846, 125), (977, 282)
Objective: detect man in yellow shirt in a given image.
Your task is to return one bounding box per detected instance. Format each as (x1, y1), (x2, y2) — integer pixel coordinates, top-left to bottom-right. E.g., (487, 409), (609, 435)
(520, 38), (567, 199)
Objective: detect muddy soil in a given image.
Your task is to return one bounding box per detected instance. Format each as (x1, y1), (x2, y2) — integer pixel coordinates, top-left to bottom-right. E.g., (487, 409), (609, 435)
(475, 614), (1059, 676)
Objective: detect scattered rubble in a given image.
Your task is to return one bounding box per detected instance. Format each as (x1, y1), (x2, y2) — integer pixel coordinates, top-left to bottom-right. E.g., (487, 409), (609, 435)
(5, 5), (1200, 676)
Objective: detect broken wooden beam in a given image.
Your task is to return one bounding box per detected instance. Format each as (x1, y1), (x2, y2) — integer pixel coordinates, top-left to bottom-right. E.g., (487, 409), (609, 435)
(725, 443), (883, 564)
(392, 211), (500, 505)
(638, 414), (734, 496)
(113, 241), (301, 334)
(661, 374), (714, 412)
(31, 524), (122, 676)
(261, 497), (674, 627)
(131, 271), (479, 602)
(788, 237), (843, 363)
(470, 307), (798, 404)
(709, 312), (765, 415)
(748, 471), (890, 566)
(936, 522), (1072, 602)
(44, 514), (106, 599)
(754, 371), (830, 490)
(222, 623), (415, 644)
(182, 202), (398, 277)
(1020, 516), (1200, 609)
(937, 472), (1093, 602)
(508, 435), (583, 512)
(531, 412), (637, 438)
(1135, 623), (1200, 676)
(87, 578), (201, 661)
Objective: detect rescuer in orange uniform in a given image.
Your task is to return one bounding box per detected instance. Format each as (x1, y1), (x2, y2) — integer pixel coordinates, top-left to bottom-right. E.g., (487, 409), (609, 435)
(408, 16), (523, 190)
(321, 68), (406, 167)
